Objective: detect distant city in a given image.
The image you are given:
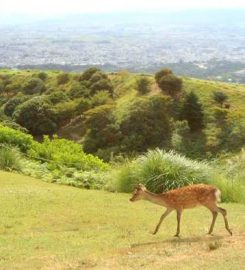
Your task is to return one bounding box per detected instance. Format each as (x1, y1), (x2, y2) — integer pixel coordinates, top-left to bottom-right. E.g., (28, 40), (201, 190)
(0, 11), (245, 82)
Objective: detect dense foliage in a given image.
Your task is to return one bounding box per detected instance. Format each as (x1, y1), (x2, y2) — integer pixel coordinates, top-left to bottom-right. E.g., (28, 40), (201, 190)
(0, 68), (245, 160)
(0, 124), (108, 189)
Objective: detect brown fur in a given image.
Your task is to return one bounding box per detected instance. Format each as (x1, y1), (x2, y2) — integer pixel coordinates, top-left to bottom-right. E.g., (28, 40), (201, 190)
(130, 184), (232, 236)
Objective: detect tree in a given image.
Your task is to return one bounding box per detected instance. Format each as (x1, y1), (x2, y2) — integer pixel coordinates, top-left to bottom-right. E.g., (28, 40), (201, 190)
(79, 67), (100, 82)
(155, 69), (173, 84)
(155, 69), (182, 98)
(158, 74), (183, 98)
(181, 92), (204, 132)
(120, 95), (172, 152)
(57, 73), (70, 85)
(136, 77), (151, 95)
(213, 91), (228, 107)
(13, 96), (57, 135)
(70, 83), (90, 99)
(4, 95), (29, 117)
(90, 79), (113, 96)
(48, 91), (69, 104)
(83, 104), (121, 154)
(22, 78), (46, 95)
(37, 72), (48, 81)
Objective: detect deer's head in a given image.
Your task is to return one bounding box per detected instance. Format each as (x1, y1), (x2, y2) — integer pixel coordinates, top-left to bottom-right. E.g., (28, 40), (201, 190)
(129, 184), (147, 202)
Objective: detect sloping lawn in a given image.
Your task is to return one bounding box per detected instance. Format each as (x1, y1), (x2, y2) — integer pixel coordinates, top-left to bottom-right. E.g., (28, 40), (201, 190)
(0, 171), (244, 269)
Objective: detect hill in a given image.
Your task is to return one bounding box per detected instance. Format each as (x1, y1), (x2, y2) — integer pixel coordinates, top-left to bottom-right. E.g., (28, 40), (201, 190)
(0, 170), (245, 270)
(1, 68), (245, 159)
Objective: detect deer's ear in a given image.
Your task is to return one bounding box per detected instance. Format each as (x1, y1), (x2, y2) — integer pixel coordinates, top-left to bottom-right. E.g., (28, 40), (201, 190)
(138, 183), (146, 191)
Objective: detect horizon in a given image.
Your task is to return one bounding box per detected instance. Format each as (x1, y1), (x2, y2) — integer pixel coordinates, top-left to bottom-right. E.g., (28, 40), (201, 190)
(1, 0), (245, 16)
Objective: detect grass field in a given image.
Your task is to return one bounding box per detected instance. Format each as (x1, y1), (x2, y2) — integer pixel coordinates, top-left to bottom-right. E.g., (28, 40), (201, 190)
(0, 171), (245, 270)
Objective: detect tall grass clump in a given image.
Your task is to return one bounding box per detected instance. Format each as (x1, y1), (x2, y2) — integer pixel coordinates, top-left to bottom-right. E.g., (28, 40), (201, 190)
(211, 149), (245, 203)
(110, 149), (211, 193)
(0, 146), (21, 171)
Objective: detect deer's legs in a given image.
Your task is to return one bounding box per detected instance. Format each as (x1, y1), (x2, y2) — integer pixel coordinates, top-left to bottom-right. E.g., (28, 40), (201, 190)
(153, 208), (172, 235)
(217, 207), (232, 235)
(208, 211), (218, 235)
(174, 209), (182, 237)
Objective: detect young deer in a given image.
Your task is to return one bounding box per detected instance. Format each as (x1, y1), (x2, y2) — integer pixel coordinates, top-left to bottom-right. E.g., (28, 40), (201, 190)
(130, 184), (232, 237)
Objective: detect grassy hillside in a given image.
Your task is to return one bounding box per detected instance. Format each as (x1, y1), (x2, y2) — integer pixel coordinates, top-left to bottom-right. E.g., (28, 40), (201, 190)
(0, 171), (245, 270)
(1, 68), (245, 160)
(183, 77), (245, 119)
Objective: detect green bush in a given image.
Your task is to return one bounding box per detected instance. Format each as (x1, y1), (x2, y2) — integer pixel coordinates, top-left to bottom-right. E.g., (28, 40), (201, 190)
(4, 95), (29, 117)
(213, 91), (228, 107)
(90, 79), (113, 96)
(22, 78), (46, 95)
(60, 170), (107, 189)
(54, 100), (78, 125)
(136, 77), (151, 95)
(0, 146), (21, 171)
(76, 98), (91, 114)
(180, 92), (204, 132)
(29, 136), (108, 171)
(70, 83), (90, 99)
(119, 95), (172, 152)
(14, 96), (57, 135)
(48, 91), (69, 104)
(155, 69), (182, 98)
(36, 72), (48, 81)
(109, 149), (211, 193)
(57, 73), (70, 85)
(89, 71), (107, 85)
(0, 124), (33, 151)
(155, 69), (173, 84)
(83, 104), (121, 154)
(90, 91), (112, 107)
(79, 67), (100, 81)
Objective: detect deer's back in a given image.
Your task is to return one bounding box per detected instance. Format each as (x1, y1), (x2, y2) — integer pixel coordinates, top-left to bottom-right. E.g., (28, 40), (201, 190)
(162, 184), (218, 209)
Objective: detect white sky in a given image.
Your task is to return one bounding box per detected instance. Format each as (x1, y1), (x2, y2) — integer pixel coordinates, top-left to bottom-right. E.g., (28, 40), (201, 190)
(0, 0), (245, 15)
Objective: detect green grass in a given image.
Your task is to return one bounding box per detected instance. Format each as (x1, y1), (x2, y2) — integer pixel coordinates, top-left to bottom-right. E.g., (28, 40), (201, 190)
(0, 171), (244, 269)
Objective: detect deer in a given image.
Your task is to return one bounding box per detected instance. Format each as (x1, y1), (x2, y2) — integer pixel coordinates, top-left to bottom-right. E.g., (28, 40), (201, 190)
(129, 183), (232, 237)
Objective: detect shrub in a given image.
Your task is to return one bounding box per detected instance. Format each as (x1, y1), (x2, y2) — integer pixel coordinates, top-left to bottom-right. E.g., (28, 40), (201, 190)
(171, 120), (190, 153)
(89, 71), (107, 85)
(70, 83), (90, 99)
(136, 77), (151, 95)
(0, 124), (33, 151)
(90, 79), (113, 96)
(14, 96), (57, 135)
(37, 72), (48, 81)
(48, 91), (69, 104)
(54, 100), (78, 125)
(155, 69), (173, 84)
(213, 91), (228, 107)
(180, 92), (204, 132)
(79, 67), (100, 81)
(4, 95), (29, 117)
(83, 104), (121, 154)
(62, 171), (107, 189)
(22, 78), (46, 94)
(110, 149), (211, 193)
(119, 95), (172, 152)
(155, 69), (182, 98)
(76, 98), (91, 114)
(0, 146), (21, 171)
(158, 74), (183, 98)
(57, 73), (70, 85)
(29, 136), (108, 172)
(90, 91), (112, 107)
(4, 82), (21, 95)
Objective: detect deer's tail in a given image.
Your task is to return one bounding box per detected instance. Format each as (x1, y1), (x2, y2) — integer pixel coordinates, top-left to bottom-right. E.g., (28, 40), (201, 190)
(215, 189), (221, 203)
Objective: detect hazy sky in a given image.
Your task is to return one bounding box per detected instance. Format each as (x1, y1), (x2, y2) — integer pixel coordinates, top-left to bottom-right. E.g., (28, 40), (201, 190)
(1, 0), (245, 15)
